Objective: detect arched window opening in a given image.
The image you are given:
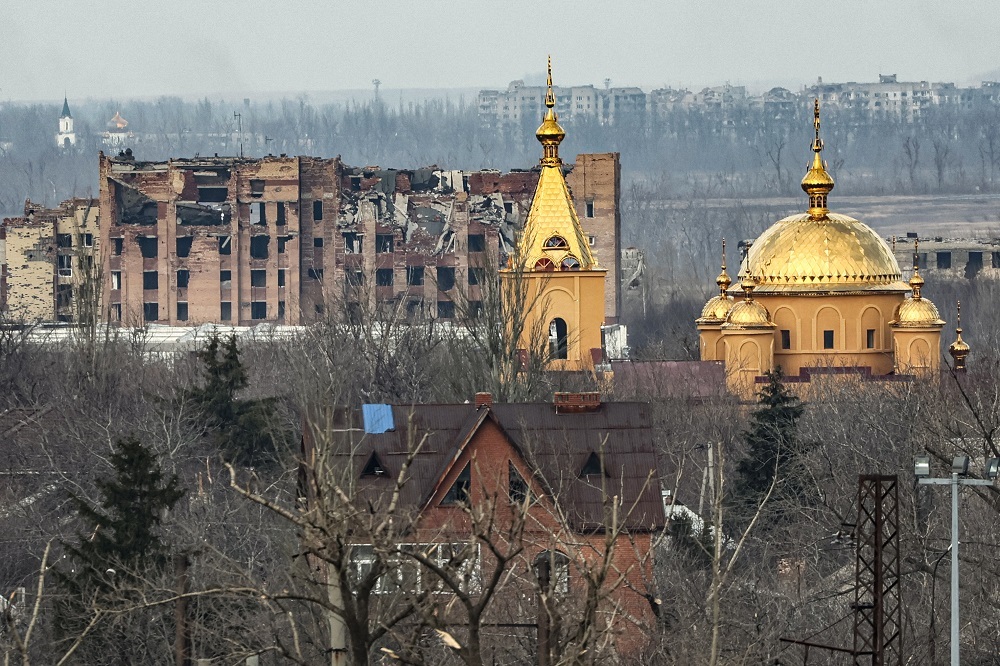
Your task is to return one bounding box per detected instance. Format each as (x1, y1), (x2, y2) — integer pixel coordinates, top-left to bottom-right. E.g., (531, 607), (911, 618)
(549, 318), (568, 360)
(544, 235), (568, 249)
(534, 257), (556, 271)
(533, 550), (570, 595)
(560, 255), (581, 270)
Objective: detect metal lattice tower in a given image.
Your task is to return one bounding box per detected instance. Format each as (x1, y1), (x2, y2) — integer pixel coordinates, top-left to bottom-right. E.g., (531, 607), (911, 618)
(852, 475), (901, 666)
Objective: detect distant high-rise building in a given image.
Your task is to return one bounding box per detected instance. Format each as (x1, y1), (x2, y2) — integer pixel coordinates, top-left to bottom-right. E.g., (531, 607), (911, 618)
(56, 96), (76, 148)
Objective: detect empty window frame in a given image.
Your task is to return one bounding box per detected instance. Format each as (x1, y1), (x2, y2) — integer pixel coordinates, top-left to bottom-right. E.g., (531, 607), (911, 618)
(276, 202), (286, 226)
(111, 270), (122, 290)
(866, 329), (876, 349)
(780, 329), (791, 349)
(437, 300), (455, 319)
(344, 232), (362, 254)
(57, 254), (73, 277)
(376, 234), (394, 254)
(143, 271), (159, 290)
(376, 269), (394, 287)
(138, 236), (158, 258)
(250, 235), (269, 259)
(176, 269), (189, 288)
(143, 302), (159, 321)
(83, 233), (94, 248)
(250, 269), (266, 288)
(57, 233), (73, 248)
(250, 179), (265, 197)
(585, 200), (595, 218)
(313, 200), (323, 221)
(441, 463), (471, 505)
(407, 266), (425, 286)
(278, 268), (287, 287)
(177, 302), (189, 321)
(176, 236), (193, 257)
(218, 235), (232, 255)
(936, 251), (952, 269)
(314, 236), (324, 248)
(468, 234), (486, 252)
(278, 300), (286, 319)
(112, 238), (124, 256)
(549, 318), (569, 359)
(220, 270), (232, 289)
(308, 268), (324, 281)
(823, 330), (835, 349)
(220, 302), (232, 321)
(436, 267), (456, 291)
(251, 301), (267, 319)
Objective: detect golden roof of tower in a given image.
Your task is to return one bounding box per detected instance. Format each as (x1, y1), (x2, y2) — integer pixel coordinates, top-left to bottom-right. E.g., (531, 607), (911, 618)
(513, 57), (598, 272)
(741, 101), (907, 294)
(722, 279), (774, 330)
(698, 294), (735, 323)
(892, 297), (944, 327)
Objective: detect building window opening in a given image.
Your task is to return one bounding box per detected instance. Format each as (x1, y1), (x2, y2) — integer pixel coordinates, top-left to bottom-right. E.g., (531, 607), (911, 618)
(314, 236), (324, 248)
(361, 452), (388, 478)
(278, 300), (285, 319)
(823, 330), (835, 349)
(197, 187), (228, 203)
(250, 179), (264, 197)
(313, 200), (323, 221)
(177, 269), (189, 288)
(544, 235), (568, 249)
(276, 202), (286, 226)
(251, 301), (266, 319)
(112, 238), (123, 255)
(83, 233), (94, 248)
(504, 201), (514, 216)
(780, 329), (791, 350)
(579, 451), (605, 478)
(436, 300), (455, 319)
(534, 550), (569, 596)
(442, 463), (471, 505)
(220, 301), (232, 321)
(586, 200), (595, 218)
(468, 267), (484, 286)
(966, 251), (983, 280)
(509, 462), (529, 503)
(376, 234), (394, 254)
(250, 235), (269, 259)
(57, 254), (73, 277)
(138, 236), (158, 258)
(346, 270), (362, 286)
(218, 235), (231, 255)
(376, 269), (394, 287)
(561, 256), (581, 270)
(436, 267), (456, 291)
(936, 251), (951, 269)
(407, 266), (425, 286)
(111, 271), (122, 290)
(534, 258), (556, 271)
(177, 302), (188, 321)
(220, 270), (232, 289)
(344, 232), (362, 254)
(111, 303), (122, 321)
(866, 329), (876, 349)
(468, 234), (486, 252)
(176, 236), (193, 258)
(278, 269), (286, 287)
(56, 284), (72, 308)
(251, 269), (266, 288)
(250, 202), (265, 225)
(549, 318), (568, 359)
(143, 302), (159, 322)
(277, 236), (289, 254)
(309, 268), (324, 281)
(57, 233), (73, 248)
(143, 271), (158, 290)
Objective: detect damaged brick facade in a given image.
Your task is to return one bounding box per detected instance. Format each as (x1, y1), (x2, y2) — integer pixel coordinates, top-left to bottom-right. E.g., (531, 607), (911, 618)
(1, 199), (100, 322)
(98, 151), (621, 326)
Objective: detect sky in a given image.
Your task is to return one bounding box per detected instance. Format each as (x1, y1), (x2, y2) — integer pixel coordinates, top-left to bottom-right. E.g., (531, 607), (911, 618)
(2, 0), (999, 103)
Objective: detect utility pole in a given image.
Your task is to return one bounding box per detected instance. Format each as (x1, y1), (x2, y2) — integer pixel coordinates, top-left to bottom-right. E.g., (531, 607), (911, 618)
(234, 111), (244, 158)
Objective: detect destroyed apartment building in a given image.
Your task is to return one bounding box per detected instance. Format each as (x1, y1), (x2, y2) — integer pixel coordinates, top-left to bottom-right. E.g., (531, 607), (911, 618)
(1, 199), (100, 322)
(99, 150), (621, 326)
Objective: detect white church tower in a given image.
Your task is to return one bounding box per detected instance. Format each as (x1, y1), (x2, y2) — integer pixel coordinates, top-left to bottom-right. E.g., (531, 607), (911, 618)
(57, 96), (76, 148)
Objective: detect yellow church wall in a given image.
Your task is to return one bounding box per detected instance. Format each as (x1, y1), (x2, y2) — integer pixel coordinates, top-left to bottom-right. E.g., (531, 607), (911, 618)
(892, 328), (942, 376)
(721, 329), (774, 397)
(752, 292), (906, 377)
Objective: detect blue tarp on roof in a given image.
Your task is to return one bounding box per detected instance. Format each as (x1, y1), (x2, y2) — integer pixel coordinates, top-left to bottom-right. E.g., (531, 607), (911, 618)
(362, 404), (395, 434)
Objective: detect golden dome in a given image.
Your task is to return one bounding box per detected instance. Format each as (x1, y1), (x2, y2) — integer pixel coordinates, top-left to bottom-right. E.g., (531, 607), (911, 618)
(723, 279), (774, 330)
(742, 213), (907, 293)
(535, 56), (566, 158)
(892, 297), (944, 327)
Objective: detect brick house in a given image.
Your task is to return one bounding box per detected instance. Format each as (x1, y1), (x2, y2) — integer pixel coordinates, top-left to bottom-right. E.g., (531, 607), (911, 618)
(301, 393), (665, 661)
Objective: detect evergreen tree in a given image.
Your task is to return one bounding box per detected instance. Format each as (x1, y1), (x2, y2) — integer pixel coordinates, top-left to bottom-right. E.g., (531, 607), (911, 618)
(54, 436), (184, 660)
(187, 333), (286, 466)
(733, 370), (807, 509)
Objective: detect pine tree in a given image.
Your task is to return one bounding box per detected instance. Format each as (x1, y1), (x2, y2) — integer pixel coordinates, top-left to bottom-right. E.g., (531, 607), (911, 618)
(54, 436), (184, 658)
(733, 370), (806, 509)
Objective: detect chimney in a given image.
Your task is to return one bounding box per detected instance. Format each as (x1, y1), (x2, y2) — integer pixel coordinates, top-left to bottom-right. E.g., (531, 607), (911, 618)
(553, 392), (601, 413)
(474, 392), (493, 408)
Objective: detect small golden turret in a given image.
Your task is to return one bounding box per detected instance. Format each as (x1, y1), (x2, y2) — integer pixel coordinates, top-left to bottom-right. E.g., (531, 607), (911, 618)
(723, 277), (774, 329)
(949, 301), (970, 371)
(536, 55), (566, 167)
(893, 239), (944, 327)
(909, 239), (925, 299)
(801, 99), (835, 219)
(716, 238), (732, 294)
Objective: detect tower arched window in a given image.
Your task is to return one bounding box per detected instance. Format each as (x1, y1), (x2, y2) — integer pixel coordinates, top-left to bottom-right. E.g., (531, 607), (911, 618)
(549, 318), (568, 359)
(534, 258), (556, 271)
(533, 550), (569, 595)
(560, 255), (580, 270)
(544, 235), (568, 249)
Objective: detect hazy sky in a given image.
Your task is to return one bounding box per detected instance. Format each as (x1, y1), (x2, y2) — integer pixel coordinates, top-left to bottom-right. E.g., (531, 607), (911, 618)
(3, 0), (999, 102)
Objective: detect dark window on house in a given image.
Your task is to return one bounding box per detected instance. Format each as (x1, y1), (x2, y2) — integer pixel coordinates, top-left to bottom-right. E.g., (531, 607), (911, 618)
(112, 238), (123, 255)
(509, 462), (528, 503)
(437, 300), (455, 318)
(314, 236), (324, 248)
(176, 236), (193, 257)
(579, 452), (605, 477)
(376, 269), (394, 287)
(250, 235), (269, 259)
(218, 235), (231, 255)
(780, 329), (791, 349)
(83, 233), (94, 247)
(313, 200), (323, 221)
(468, 300), (483, 318)
(344, 232), (362, 254)
(57, 254), (73, 276)
(550, 318), (568, 359)
(936, 251), (952, 269)
(220, 302), (232, 321)
(250, 202), (263, 225)
(198, 187), (228, 203)
(111, 303), (122, 321)
(437, 267), (455, 291)
(278, 300), (285, 318)
(220, 270), (232, 289)
(992, 252), (1000, 269)
(407, 266), (425, 286)
(586, 200), (595, 218)
(406, 299), (423, 317)
(361, 452), (388, 478)
(866, 329), (876, 349)
(347, 270), (363, 286)
(278, 269), (286, 287)
(143, 302), (158, 321)
(143, 271), (158, 290)
(468, 234), (486, 252)
(441, 463), (471, 505)
(176, 269), (189, 288)
(57, 233), (73, 248)
(277, 236), (288, 254)
(177, 302), (188, 321)
(504, 201), (514, 215)
(376, 234), (394, 253)
(966, 251), (983, 280)
(468, 267), (485, 286)
(56, 284), (72, 308)
(251, 302), (266, 319)
(350, 175), (361, 191)
(111, 271), (122, 290)
(823, 330), (835, 349)
(251, 269), (266, 287)
(138, 236), (158, 258)
(276, 202), (286, 226)
(250, 179), (264, 197)
(308, 268), (324, 281)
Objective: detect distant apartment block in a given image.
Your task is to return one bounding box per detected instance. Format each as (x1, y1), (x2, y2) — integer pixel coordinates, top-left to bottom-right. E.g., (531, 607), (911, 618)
(891, 234), (1000, 281)
(478, 80), (645, 128)
(99, 151), (621, 327)
(1, 199), (99, 321)
(804, 74), (976, 121)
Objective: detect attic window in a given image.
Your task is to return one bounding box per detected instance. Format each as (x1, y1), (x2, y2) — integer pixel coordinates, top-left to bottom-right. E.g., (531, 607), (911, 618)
(442, 463), (471, 505)
(509, 463), (529, 503)
(361, 452), (387, 478)
(544, 235), (568, 249)
(534, 258), (556, 271)
(579, 452), (606, 478)
(561, 256), (581, 270)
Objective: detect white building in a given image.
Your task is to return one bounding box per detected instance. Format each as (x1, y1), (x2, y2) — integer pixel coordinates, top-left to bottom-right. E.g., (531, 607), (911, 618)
(56, 97), (76, 148)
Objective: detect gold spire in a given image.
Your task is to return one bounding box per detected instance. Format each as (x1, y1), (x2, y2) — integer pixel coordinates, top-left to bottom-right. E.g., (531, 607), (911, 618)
(949, 300), (970, 371)
(536, 55), (566, 167)
(716, 238), (732, 294)
(909, 239), (925, 298)
(801, 98), (835, 219)
(740, 276), (756, 302)
(512, 57), (597, 272)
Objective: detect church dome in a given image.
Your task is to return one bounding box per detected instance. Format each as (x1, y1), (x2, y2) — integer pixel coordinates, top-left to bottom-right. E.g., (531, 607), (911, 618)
(892, 297), (944, 327)
(742, 212), (907, 293)
(699, 294), (735, 322)
(722, 279), (774, 330)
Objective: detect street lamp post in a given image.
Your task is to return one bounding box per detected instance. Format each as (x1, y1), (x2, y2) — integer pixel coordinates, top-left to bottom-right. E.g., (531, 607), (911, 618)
(914, 454), (999, 666)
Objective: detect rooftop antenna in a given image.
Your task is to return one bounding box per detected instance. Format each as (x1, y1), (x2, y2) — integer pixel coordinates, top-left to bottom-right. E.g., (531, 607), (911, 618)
(233, 111), (244, 158)
(372, 79), (382, 99)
